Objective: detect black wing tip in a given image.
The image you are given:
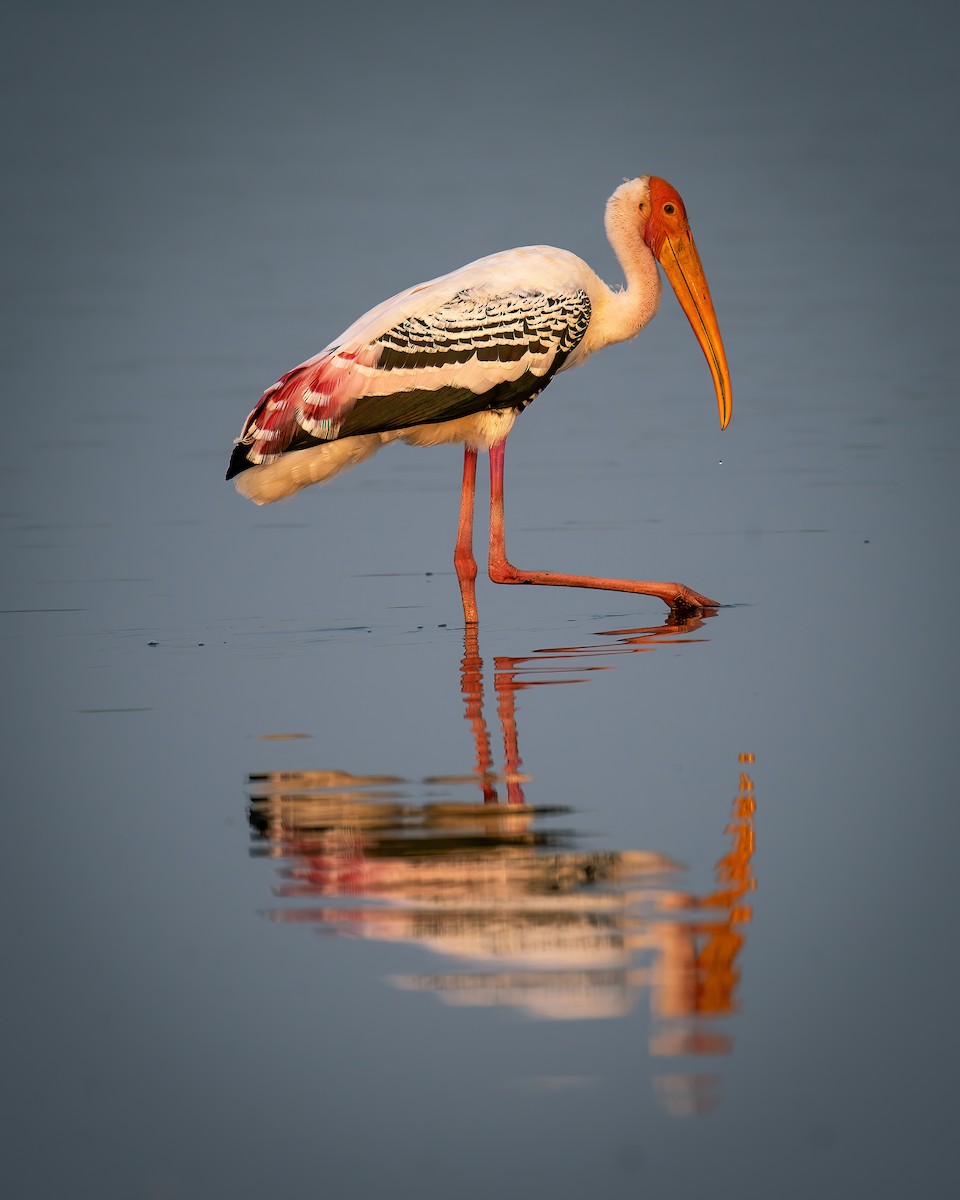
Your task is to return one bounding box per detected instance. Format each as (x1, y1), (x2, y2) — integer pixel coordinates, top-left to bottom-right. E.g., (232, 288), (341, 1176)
(225, 442), (253, 481)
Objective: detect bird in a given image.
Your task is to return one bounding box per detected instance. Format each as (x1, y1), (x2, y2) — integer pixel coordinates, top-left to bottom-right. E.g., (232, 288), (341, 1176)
(226, 174), (732, 623)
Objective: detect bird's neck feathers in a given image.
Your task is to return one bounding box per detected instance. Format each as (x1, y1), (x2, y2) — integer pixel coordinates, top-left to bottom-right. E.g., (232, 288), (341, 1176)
(597, 183), (663, 347)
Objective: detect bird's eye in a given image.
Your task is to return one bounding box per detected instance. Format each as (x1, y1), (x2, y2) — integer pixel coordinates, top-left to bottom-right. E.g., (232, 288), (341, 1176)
(663, 203), (675, 214)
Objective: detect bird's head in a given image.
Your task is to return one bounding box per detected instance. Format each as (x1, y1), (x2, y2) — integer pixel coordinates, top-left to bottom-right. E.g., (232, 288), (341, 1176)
(633, 175), (732, 430)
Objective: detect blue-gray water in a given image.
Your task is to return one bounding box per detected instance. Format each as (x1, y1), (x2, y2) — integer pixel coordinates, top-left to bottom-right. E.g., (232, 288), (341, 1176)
(4, 2), (958, 1197)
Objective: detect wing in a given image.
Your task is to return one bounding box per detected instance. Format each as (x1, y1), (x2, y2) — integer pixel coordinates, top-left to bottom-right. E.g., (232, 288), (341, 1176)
(227, 266), (592, 479)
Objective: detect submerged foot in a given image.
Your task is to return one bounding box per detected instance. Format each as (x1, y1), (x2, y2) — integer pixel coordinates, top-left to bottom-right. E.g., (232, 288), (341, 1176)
(669, 584), (720, 612)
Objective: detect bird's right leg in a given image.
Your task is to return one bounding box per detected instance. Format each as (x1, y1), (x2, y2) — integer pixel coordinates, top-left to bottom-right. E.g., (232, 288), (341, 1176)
(454, 447), (480, 624)
(486, 440), (720, 612)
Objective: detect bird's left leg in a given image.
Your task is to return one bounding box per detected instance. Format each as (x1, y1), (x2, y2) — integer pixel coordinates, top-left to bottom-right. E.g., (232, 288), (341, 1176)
(486, 440), (719, 612)
(454, 447), (480, 624)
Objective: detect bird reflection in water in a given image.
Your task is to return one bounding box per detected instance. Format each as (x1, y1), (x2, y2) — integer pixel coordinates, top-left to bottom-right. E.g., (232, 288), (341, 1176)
(247, 617), (756, 1116)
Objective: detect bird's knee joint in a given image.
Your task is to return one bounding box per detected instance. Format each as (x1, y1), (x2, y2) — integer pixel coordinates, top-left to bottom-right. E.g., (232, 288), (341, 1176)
(454, 552), (478, 581)
(489, 558), (517, 584)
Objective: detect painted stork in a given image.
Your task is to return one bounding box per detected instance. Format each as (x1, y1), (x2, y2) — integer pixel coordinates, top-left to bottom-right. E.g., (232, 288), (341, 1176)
(227, 175), (732, 621)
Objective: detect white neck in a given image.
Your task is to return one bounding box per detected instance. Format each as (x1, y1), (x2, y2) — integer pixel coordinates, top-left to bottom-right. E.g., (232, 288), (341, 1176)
(593, 181), (662, 349)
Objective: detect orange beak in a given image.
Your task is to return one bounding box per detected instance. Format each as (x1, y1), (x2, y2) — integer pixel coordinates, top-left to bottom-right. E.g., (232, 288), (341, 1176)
(645, 179), (732, 430)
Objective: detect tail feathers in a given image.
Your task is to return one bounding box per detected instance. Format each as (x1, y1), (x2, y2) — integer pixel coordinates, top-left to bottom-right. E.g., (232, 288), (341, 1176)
(232, 435), (384, 504)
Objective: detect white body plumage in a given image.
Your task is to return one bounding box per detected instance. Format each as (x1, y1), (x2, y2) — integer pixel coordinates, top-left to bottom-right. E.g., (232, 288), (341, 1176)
(228, 179), (666, 505)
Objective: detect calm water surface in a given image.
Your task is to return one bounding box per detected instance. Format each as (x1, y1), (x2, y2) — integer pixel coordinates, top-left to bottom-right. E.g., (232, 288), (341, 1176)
(4, 2), (958, 1197)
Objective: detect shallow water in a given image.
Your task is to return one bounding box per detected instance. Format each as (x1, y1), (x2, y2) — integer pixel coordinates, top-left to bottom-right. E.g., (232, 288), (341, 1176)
(4, 2), (959, 1197)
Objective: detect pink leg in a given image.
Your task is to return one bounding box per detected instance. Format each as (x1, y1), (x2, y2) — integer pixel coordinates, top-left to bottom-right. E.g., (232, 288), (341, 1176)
(486, 440), (720, 611)
(455, 447), (480, 624)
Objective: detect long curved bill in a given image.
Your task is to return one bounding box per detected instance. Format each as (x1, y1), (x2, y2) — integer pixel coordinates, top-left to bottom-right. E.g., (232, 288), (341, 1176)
(657, 228), (732, 430)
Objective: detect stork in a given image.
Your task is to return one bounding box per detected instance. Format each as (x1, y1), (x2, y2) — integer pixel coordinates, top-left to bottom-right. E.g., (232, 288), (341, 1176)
(226, 175), (732, 622)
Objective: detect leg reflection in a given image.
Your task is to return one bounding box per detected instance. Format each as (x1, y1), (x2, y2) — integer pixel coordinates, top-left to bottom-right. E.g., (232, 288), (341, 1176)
(460, 624), (503, 804)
